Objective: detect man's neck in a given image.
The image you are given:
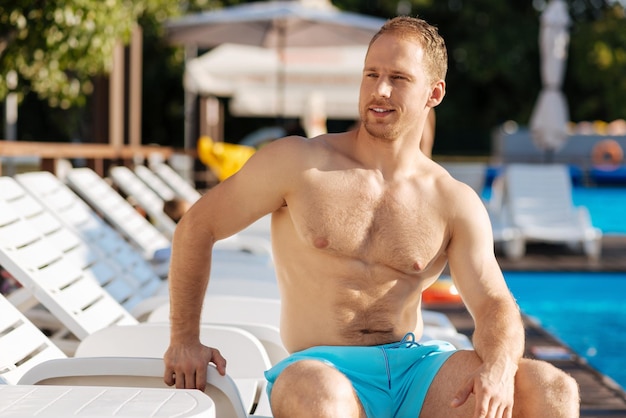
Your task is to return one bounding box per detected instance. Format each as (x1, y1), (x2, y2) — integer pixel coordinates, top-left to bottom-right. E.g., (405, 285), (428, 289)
(353, 127), (426, 181)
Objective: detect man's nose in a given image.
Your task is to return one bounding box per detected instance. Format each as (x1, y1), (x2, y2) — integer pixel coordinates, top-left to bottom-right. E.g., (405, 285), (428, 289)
(374, 78), (392, 98)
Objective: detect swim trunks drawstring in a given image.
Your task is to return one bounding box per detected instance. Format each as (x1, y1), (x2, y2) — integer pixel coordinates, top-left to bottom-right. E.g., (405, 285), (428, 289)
(400, 332), (419, 347)
(380, 346), (392, 389)
(380, 333), (420, 389)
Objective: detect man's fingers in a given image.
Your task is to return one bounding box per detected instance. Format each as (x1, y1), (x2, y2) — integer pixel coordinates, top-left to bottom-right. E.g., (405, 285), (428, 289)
(164, 368), (175, 387)
(472, 398), (490, 418)
(505, 404), (513, 418)
(211, 348), (227, 376)
(175, 371), (185, 389)
(196, 366), (207, 392)
(163, 345), (226, 391)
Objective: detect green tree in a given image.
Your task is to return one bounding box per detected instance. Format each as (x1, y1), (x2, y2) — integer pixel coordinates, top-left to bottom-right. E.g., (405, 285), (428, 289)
(0, 0), (245, 142)
(566, 4), (626, 122)
(3, 1), (120, 107)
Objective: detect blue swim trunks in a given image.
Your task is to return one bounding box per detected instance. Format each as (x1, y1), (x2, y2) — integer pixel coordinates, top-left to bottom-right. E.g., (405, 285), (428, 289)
(264, 333), (457, 417)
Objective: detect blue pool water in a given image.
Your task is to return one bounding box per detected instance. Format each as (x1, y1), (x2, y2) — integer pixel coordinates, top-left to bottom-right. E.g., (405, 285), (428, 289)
(571, 187), (626, 235)
(504, 272), (626, 390)
(491, 186), (626, 388)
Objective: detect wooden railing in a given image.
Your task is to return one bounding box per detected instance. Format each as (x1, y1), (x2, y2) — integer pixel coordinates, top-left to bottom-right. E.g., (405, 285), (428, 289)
(0, 140), (197, 177)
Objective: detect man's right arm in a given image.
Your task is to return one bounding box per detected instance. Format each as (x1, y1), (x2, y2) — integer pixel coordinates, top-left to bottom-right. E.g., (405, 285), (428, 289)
(163, 136), (306, 390)
(164, 202), (222, 390)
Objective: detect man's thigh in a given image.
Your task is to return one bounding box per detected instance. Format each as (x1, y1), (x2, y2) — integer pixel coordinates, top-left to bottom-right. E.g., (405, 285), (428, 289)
(270, 360), (366, 417)
(420, 350), (481, 418)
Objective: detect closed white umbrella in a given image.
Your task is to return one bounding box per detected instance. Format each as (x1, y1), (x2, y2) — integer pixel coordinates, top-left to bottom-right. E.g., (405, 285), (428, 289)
(529, 0), (572, 161)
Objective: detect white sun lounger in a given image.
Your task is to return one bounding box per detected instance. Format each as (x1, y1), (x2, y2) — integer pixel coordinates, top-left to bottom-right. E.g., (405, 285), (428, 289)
(16, 171), (273, 291)
(66, 167), (172, 260)
(150, 161), (203, 204)
(66, 167), (272, 261)
(10, 173), (166, 316)
(5, 175), (279, 325)
(72, 323), (273, 416)
(134, 163), (178, 202)
(0, 293), (269, 417)
(0, 385), (216, 418)
(441, 162), (523, 259)
(502, 163), (602, 259)
(109, 165), (178, 239)
(0, 183), (138, 341)
(0, 294), (67, 385)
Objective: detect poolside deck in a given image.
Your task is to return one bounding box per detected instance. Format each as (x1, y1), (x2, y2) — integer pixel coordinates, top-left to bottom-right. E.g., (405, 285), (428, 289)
(432, 235), (626, 416)
(496, 235), (626, 272)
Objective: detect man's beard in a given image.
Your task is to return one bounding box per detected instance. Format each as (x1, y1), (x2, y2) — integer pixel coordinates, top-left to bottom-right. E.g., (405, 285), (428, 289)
(361, 117), (401, 142)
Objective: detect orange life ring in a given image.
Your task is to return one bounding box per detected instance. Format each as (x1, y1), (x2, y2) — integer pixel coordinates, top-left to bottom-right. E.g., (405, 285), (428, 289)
(422, 277), (463, 305)
(592, 139), (624, 168)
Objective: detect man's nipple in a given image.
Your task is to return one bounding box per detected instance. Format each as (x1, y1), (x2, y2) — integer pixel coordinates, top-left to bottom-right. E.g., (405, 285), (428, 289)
(314, 237), (329, 249)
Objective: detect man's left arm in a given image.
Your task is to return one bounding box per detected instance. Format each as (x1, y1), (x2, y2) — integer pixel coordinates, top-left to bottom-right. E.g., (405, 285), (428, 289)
(446, 184), (524, 414)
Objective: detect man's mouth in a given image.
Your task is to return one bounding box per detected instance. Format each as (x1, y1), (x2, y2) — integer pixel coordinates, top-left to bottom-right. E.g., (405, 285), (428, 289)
(370, 107), (393, 114)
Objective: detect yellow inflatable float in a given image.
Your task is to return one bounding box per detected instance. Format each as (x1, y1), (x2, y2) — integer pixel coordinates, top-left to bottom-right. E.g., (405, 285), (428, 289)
(197, 135), (256, 182)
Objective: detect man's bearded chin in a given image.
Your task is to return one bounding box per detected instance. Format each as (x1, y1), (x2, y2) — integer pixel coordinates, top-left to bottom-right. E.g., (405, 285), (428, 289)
(361, 118), (399, 142)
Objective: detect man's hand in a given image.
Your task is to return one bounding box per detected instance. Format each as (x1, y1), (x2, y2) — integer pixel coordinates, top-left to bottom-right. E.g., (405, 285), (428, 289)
(451, 362), (516, 418)
(164, 341), (227, 392)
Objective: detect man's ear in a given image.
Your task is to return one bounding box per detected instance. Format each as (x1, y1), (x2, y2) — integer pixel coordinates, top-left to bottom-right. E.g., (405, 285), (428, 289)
(428, 80), (446, 107)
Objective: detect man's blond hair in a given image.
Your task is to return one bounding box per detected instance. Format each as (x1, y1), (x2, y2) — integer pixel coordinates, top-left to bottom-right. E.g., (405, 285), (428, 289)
(369, 16), (448, 85)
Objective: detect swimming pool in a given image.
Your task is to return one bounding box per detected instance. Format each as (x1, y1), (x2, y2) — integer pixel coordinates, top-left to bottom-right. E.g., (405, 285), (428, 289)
(504, 271), (626, 390)
(491, 186), (626, 389)
(571, 186), (626, 235)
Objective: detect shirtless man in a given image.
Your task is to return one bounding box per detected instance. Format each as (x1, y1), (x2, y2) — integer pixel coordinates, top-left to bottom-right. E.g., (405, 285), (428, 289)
(164, 16), (579, 417)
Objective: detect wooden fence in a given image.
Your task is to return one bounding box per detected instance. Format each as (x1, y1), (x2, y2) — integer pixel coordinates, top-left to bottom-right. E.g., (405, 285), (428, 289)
(0, 140), (197, 177)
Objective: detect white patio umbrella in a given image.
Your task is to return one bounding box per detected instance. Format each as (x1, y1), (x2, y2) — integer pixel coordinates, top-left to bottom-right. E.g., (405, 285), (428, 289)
(184, 43), (365, 119)
(529, 0), (572, 161)
(166, 0), (385, 118)
(166, 0), (384, 49)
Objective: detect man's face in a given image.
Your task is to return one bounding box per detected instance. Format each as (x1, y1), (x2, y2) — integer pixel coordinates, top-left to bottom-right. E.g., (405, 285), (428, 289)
(358, 34), (432, 141)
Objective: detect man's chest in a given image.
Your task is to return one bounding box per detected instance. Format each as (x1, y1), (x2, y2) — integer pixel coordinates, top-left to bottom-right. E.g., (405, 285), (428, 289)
(288, 176), (447, 273)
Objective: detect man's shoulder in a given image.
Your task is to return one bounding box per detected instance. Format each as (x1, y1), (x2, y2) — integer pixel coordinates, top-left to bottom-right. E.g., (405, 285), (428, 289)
(250, 134), (336, 177)
(428, 165), (487, 218)
(264, 132), (348, 159)
(432, 164), (477, 195)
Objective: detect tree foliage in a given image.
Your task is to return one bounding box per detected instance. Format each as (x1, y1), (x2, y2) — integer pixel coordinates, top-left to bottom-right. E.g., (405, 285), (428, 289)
(566, 4), (626, 121)
(0, 0), (241, 142)
(0, 0), (185, 108)
(1, 1), (126, 108)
